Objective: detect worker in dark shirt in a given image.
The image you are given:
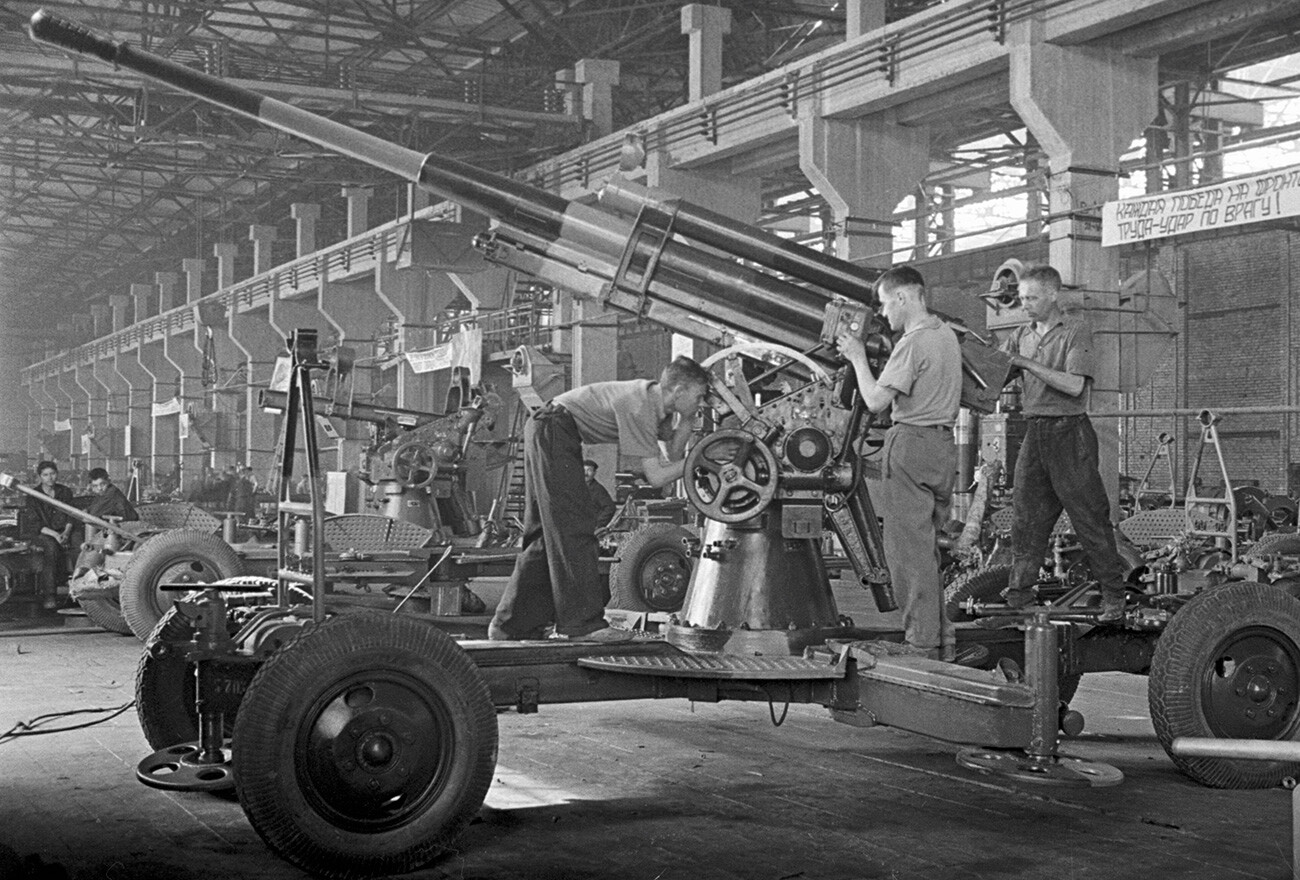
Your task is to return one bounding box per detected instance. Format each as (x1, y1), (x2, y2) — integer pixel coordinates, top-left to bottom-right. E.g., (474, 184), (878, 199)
(85, 467), (139, 523)
(584, 459), (618, 529)
(23, 460), (74, 610)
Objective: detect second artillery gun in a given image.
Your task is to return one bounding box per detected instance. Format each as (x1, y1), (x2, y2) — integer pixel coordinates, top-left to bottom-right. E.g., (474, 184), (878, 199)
(29, 10), (1300, 879)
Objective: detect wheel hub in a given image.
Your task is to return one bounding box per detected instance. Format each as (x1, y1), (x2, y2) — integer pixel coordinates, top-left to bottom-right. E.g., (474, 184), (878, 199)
(1204, 628), (1300, 739)
(301, 679), (449, 830)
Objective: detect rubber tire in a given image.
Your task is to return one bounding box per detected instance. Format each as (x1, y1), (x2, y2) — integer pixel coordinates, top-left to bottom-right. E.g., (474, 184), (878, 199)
(232, 613), (498, 879)
(1244, 532), (1300, 562)
(1148, 582), (1300, 788)
(135, 580), (290, 750)
(944, 564), (1013, 623)
(136, 607), (220, 749)
(120, 529), (245, 641)
(608, 523), (694, 613)
(79, 596), (134, 636)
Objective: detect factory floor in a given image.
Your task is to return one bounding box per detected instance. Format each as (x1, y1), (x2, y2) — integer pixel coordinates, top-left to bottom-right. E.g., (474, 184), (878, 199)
(0, 581), (1294, 880)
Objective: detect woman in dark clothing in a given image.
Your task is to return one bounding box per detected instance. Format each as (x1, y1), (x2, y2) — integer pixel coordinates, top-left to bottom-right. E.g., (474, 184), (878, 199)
(24, 460), (74, 609)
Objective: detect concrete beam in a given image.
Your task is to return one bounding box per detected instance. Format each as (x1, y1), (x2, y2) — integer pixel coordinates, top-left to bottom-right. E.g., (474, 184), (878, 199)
(132, 282), (157, 323)
(799, 115), (930, 267)
(156, 272), (183, 313)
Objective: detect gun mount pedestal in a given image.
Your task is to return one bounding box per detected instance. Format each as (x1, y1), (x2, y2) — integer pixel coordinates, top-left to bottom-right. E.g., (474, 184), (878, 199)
(665, 508), (853, 655)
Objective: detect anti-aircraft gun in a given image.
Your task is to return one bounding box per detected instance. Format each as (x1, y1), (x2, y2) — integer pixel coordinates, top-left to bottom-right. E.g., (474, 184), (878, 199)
(30, 12), (1147, 879)
(258, 382), (495, 538)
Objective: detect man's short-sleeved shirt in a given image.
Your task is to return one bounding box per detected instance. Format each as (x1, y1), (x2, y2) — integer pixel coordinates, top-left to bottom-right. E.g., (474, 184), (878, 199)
(553, 380), (667, 461)
(1001, 315), (1095, 416)
(876, 315), (962, 427)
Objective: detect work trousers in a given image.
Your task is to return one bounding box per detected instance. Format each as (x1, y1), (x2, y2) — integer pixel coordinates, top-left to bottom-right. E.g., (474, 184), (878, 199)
(880, 424), (956, 653)
(491, 406), (606, 638)
(1008, 414), (1127, 597)
(30, 535), (66, 597)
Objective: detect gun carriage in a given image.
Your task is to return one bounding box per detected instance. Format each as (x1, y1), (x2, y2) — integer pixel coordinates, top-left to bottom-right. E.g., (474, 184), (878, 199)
(26, 10), (1300, 878)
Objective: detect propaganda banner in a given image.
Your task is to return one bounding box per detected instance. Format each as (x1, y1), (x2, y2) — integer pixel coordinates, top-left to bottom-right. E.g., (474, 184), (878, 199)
(1102, 164), (1300, 246)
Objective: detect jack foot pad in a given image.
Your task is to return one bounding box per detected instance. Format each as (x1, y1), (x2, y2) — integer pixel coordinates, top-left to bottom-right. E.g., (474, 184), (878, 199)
(956, 747), (1123, 787)
(136, 741), (235, 792)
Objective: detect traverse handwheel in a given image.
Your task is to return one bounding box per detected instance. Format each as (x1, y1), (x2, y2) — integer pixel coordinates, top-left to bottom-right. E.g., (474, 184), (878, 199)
(684, 428), (778, 523)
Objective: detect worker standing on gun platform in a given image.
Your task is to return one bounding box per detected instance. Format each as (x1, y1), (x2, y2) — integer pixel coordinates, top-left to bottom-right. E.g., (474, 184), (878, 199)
(998, 264), (1129, 623)
(488, 357), (712, 643)
(835, 266), (962, 661)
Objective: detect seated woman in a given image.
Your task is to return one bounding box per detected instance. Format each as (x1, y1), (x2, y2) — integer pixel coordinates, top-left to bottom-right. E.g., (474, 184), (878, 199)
(23, 460), (74, 610)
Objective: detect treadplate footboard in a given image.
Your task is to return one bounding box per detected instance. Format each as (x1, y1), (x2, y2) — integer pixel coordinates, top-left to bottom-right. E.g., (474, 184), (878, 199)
(577, 653), (846, 680)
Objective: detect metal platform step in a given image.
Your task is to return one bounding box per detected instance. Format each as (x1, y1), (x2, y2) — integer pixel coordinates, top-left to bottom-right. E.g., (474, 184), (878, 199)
(577, 653), (846, 680)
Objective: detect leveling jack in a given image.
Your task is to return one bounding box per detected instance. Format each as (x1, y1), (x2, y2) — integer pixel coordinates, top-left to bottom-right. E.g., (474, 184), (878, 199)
(957, 607), (1123, 786)
(134, 582), (267, 793)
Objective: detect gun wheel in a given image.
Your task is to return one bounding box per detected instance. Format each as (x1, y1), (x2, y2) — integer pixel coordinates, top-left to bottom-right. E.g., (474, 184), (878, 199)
(1149, 582), (1300, 788)
(119, 529), (245, 640)
(232, 613), (497, 878)
(684, 429), (779, 523)
(609, 523), (694, 612)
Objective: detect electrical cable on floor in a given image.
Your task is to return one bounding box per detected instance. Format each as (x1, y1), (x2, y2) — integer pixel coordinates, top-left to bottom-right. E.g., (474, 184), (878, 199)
(766, 685), (791, 727)
(0, 700), (136, 745)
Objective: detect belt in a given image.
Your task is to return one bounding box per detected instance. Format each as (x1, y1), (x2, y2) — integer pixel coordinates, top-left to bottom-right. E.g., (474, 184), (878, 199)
(533, 402), (571, 420)
(1025, 413), (1086, 421)
(894, 423), (952, 431)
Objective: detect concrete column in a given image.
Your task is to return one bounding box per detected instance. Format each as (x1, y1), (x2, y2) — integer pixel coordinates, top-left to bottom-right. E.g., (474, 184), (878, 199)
(156, 272), (183, 313)
(131, 282), (157, 323)
(76, 361), (110, 470)
(680, 5), (730, 103)
(375, 260), (436, 413)
(318, 273), (385, 471)
(92, 355), (130, 481)
(574, 59), (621, 139)
(110, 294), (131, 333)
(408, 184), (432, 215)
(1008, 15), (1158, 516)
(292, 203), (322, 258)
(114, 348), (153, 485)
(213, 243), (238, 290)
(645, 156), (762, 359)
(30, 377), (57, 454)
(846, 0), (886, 40)
(165, 314), (206, 489)
(799, 114), (930, 268)
(90, 304), (111, 339)
(183, 259), (206, 304)
(248, 225), (278, 276)
(342, 187), (372, 239)
(55, 369), (84, 471)
(228, 300), (284, 473)
(139, 337), (179, 490)
(194, 297), (241, 472)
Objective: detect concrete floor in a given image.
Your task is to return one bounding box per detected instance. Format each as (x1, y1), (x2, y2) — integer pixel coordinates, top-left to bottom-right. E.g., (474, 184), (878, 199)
(0, 597), (1295, 880)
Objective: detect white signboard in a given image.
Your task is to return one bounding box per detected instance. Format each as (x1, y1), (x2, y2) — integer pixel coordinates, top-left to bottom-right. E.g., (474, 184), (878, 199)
(406, 327), (482, 383)
(152, 397), (183, 417)
(53, 419), (72, 432)
(1102, 165), (1300, 246)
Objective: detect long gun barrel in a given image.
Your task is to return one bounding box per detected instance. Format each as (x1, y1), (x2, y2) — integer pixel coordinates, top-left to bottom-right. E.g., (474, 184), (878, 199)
(258, 391), (437, 427)
(27, 10), (871, 354)
(0, 472), (139, 542)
